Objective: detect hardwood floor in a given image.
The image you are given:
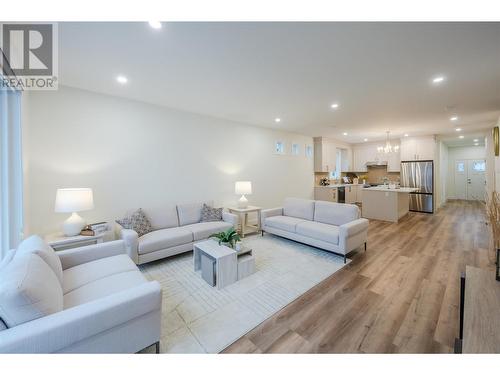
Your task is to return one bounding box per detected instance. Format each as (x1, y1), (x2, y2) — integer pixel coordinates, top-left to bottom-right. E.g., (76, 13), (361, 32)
(223, 200), (495, 354)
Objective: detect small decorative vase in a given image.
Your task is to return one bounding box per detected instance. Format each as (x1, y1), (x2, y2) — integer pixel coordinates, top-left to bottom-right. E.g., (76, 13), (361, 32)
(235, 242), (241, 251)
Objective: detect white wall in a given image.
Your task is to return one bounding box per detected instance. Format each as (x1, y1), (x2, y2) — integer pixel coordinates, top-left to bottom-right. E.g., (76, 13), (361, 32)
(435, 141), (449, 208)
(446, 145), (486, 199)
(485, 129), (495, 199)
(24, 86), (314, 235)
(21, 91), (31, 237)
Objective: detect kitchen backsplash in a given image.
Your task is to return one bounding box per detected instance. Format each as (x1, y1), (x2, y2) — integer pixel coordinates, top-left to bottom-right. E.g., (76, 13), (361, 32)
(315, 167), (400, 185)
(366, 167), (400, 184)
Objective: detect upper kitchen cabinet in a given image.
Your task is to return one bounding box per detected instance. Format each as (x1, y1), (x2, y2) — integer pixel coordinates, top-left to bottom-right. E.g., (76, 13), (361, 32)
(400, 136), (436, 161)
(352, 141), (396, 172)
(353, 146), (368, 172)
(387, 149), (401, 172)
(340, 148), (352, 172)
(313, 137), (337, 173)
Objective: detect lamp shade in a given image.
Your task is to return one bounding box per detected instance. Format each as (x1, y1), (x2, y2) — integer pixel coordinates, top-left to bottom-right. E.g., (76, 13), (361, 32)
(55, 188), (94, 213)
(235, 181), (252, 195)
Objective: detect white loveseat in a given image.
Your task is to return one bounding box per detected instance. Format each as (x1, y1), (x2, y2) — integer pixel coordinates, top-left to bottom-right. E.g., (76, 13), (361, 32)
(0, 236), (162, 354)
(116, 201), (238, 265)
(261, 198), (369, 263)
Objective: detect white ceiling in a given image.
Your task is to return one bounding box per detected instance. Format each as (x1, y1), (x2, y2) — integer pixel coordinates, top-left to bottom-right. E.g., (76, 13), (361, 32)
(439, 132), (486, 147)
(58, 22), (500, 143)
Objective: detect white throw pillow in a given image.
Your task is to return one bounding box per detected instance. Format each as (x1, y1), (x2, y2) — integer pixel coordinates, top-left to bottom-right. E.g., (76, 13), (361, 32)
(0, 253), (63, 328)
(17, 235), (63, 285)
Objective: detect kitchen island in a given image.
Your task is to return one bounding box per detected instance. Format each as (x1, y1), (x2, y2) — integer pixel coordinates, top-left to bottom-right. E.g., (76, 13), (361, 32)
(361, 186), (419, 223)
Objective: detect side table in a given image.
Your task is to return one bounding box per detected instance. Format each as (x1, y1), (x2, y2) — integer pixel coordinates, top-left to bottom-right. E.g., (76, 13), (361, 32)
(45, 232), (106, 251)
(227, 206), (262, 237)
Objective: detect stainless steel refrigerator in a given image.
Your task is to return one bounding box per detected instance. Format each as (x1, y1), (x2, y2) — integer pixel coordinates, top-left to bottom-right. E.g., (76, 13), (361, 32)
(400, 160), (434, 213)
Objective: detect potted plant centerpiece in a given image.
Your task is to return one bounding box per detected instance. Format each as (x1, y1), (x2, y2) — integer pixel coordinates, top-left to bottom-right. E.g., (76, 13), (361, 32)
(209, 227), (241, 250)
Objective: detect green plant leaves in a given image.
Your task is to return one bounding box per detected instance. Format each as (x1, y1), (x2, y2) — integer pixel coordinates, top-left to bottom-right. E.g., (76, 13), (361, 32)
(208, 227), (240, 248)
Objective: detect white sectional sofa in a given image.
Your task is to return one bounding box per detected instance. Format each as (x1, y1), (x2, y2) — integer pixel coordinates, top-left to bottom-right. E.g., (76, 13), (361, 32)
(116, 201), (238, 265)
(261, 198), (369, 263)
(0, 236), (162, 353)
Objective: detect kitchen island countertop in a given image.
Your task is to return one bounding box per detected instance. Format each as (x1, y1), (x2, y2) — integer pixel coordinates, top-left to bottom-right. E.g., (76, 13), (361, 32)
(362, 186), (418, 193)
(315, 183), (365, 188)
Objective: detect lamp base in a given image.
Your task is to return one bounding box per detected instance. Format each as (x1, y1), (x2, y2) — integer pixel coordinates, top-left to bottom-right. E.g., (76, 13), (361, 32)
(62, 212), (86, 236)
(237, 195), (248, 209)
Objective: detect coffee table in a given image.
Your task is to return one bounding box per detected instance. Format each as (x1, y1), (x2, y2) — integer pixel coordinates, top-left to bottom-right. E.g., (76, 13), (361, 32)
(193, 240), (255, 289)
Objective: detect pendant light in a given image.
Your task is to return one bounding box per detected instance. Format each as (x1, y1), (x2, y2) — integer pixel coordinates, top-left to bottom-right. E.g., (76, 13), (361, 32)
(377, 131), (399, 153)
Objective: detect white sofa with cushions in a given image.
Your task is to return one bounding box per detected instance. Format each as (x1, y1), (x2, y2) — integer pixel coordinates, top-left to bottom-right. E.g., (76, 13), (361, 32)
(0, 235), (162, 354)
(261, 198), (369, 263)
(116, 201), (238, 265)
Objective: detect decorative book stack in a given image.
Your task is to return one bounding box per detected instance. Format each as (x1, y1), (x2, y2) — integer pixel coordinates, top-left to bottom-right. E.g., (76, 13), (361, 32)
(81, 222), (109, 236)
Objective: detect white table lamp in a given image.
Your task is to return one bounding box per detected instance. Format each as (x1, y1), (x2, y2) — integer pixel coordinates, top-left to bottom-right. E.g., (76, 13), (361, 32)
(55, 188), (94, 236)
(235, 181), (252, 208)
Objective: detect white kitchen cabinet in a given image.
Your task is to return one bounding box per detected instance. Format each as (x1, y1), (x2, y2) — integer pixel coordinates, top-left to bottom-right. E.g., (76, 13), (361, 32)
(346, 185), (364, 204)
(356, 185), (363, 203)
(400, 137), (416, 161)
(314, 138), (337, 173)
(387, 150), (401, 172)
(353, 147), (368, 172)
(345, 185), (356, 204)
(400, 136), (435, 161)
(340, 148), (351, 172)
(416, 137), (436, 160)
(314, 187), (338, 202)
(353, 144), (383, 172)
(353, 139), (401, 172)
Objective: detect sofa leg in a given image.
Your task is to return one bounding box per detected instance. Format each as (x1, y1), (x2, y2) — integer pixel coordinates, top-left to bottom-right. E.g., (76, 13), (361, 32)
(261, 230), (264, 236)
(364, 242), (367, 252)
(343, 255), (346, 264)
(155, 341), (160, 354)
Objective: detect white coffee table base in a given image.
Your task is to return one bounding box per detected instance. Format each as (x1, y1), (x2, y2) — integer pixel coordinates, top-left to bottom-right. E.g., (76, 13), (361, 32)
(194, 240), (237, 289)
(193, 240), (255, 289)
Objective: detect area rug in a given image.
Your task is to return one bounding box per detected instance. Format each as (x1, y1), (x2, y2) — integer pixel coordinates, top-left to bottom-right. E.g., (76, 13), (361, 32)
(139, 234), (348, 353)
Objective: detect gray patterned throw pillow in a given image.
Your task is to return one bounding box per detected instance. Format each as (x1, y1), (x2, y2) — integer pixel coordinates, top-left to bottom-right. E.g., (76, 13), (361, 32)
(200, 204), (223, 222)
(116, 208), (152, 237)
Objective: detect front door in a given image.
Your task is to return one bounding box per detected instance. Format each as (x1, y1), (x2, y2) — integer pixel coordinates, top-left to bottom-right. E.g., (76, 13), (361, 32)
(454, 159), (486, 201)
(466, 159), (486, 200)
(454, 160), (467, 200)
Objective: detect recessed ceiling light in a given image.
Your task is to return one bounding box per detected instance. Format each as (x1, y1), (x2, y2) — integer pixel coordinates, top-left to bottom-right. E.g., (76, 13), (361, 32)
(404, 134), (409, 137)
(455, 128), (462, 132)
(116, 75), (128, 84)
(363, 138), (368, 142)
(459, 135), (464, 139)
(450, 116), (459, 121)
(330, 103), (339, 109)
(432, 76), (445, 84)
(343, 132), (348, 136)
(474, 143), (479, 146)
(148, 21), (162, 29)
(274, 118), (281, 123)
